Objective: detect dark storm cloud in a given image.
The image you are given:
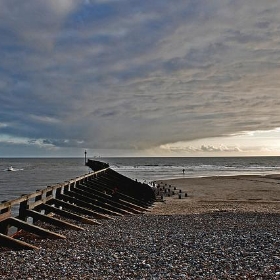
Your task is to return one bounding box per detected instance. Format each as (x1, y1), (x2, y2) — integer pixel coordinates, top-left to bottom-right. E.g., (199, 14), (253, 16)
(1, 0), (280, 155)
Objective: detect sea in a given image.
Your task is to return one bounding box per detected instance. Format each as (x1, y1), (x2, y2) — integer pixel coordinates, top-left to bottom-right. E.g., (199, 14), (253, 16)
(1, 156), (280, 202)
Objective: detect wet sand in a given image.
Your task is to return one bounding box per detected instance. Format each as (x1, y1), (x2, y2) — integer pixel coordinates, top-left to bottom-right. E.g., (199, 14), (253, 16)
(150, 174), (280, 215)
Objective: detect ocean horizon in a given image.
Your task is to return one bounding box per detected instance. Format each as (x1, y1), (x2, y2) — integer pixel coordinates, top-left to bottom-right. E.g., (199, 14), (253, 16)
(1, 156), (280, 202)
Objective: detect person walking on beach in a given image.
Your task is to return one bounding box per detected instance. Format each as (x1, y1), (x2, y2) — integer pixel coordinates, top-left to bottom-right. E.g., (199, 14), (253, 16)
(182, 169), (185, 174)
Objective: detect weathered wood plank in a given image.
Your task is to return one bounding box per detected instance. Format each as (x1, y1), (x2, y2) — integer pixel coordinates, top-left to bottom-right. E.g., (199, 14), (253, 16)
(47, 199), (113, 220)
(0, 187), (58, 210)
(86, 179), (151, 209)
(77, 184), (143, 214)
(0, 210), (11, 222)
(25, 210), (84, 231)
(5, 217), (66, 239)
(0, 233), (39, 250)
(117, 199), (150, 212)
(37, 204), (101, 225)
(0, 172), (97, 211)
(64, 189), (132, 215)
(80, 181), (148, 212)
(59, 193), (123, 217)
(29, 196), (53, 210)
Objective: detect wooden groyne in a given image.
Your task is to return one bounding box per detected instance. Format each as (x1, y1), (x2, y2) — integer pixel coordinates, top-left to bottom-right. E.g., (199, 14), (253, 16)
(0, 160), (155, 251)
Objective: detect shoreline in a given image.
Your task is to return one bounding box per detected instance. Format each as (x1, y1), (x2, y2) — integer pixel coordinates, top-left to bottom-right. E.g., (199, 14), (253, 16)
(150, 174), (280, 215)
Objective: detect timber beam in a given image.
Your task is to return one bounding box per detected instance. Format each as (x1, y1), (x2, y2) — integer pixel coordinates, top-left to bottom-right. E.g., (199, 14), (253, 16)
(118, 199), (150, 212)
(78, 182), (148, 212)
(64, 189), (133, 215)
(79, 183), (149, 212)
(3, 217), (66, 239)
(86, 179), (151, 208)
(37, 204), (101, 225)
(0, 233), (39, 250)
(59, 193), (123, 217)
(47, 199), (113, 220)
(25, 210), (84, 231)
(76, 184), (143, 214)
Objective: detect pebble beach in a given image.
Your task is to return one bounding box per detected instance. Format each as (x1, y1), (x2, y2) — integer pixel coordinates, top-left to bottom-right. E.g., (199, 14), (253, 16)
(1, 175), (280, 279)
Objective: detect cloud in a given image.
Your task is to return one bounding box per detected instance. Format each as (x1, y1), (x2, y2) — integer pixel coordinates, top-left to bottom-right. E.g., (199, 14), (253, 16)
(158, 129), (280, 156)
(0, 0), (81, 50)
(160, 143), (242, 154)
(1, 1), (280, 155)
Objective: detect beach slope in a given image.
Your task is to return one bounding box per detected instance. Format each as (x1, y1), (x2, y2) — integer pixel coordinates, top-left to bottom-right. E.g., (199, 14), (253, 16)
(151, 174), (280, 215)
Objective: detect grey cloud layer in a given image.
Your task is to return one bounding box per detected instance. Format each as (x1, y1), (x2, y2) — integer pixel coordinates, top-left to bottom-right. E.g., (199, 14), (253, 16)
(1, 0), (280, 151)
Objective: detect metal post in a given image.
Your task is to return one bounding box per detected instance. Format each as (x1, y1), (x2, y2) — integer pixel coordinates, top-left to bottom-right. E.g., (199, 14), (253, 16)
(84, 150), (87, 165)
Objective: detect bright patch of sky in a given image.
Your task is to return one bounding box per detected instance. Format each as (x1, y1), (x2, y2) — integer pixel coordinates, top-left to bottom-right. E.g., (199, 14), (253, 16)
(156, 129), (280, 157)
(1, 0), (280, 157)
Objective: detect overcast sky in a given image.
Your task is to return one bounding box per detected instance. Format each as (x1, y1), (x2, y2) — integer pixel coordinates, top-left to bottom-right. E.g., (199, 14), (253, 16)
(1, 0), (280, 157)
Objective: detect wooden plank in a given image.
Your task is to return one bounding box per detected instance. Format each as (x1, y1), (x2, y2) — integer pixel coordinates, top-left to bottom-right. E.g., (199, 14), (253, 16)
(82, 183), (148, 212)
(77, 184), (143, 214)
(5, 217), (66, 239)
(64, 190), (132, 215)
(0, 201), (12, 211)
(73, 185), (137, 213)
(0, 210), (11, 222)
(59, 193), (123, 217)
(47, 199), (113, 220)
(0, 233), (39, 250)
(86, 179), (151, 208)
(37, 204), (101, 225)
(29, 196), (52, 209)
(81, 181), (148, 212)
(118, 199), (149, 212)
(0, 187), (56, 210)
(25, 210), (84, 231)
(0, 172), (96, 211)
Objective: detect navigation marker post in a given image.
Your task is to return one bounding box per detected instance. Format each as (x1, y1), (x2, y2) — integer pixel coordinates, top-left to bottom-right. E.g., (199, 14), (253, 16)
(84, 150), (87, 165)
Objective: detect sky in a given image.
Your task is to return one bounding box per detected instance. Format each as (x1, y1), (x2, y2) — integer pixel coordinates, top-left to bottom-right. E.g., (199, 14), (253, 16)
(1, 0), (280, 157)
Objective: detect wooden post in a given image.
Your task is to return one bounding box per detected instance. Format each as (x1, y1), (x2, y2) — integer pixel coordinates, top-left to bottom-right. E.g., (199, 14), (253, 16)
(55, 187), (62, 201)
(69, 181), (75, 192)
(76, 179), (80, 188)
(0, 220), (9, 235)
(46, 189), (53, 198)
(0, 203), (10, 235)
(19, 196), (29, 222)
(65, 183), (70, 193)
(34, 191), (43, 223)
(45, 188), (53, 215)
(35, 191), (42, 202)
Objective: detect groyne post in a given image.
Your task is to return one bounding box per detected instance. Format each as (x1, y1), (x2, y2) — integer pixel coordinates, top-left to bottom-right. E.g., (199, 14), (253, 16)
(34, 190), (43, 223)
(19, 196), (29, 223)
(0, 202), (10, 235)
(55, 187), (62, 202)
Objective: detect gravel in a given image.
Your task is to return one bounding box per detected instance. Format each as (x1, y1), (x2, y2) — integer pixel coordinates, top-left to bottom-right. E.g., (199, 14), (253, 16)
(1, 212), (280, 279)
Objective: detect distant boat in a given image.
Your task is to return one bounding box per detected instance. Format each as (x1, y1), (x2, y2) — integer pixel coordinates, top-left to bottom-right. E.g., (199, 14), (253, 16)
(7, 166), (15, 171)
